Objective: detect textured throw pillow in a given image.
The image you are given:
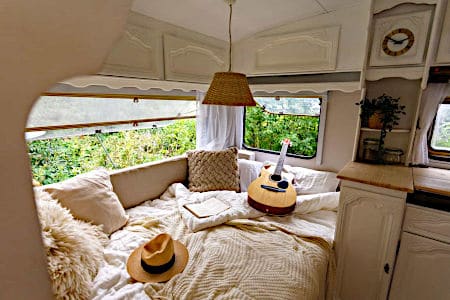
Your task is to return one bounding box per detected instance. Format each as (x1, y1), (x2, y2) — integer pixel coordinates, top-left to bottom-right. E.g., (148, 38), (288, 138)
(187, 147), (240, 192)
(42, 168), (128, 234)
(35, 189), (108, 300)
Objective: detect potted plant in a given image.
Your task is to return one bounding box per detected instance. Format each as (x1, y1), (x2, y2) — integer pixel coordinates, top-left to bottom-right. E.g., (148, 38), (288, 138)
(356, 94), (406, 163)
(356, 97), (377, 128)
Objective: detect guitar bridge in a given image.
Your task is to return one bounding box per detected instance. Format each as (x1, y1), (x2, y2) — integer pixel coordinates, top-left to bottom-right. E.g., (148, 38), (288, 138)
(260, 185), (286, 193)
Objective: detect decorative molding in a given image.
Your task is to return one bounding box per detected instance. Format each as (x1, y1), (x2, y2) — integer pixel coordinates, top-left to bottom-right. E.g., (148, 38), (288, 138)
(250, 81), (361, 94)
(373, 0), (437, 14)
(365, 66), (424, 81)
(100, 23), (164, 80)
(60, 75), (209, 92)
(164, 34), (226, 83)
(369, 9), (433, 67)
(436, 0), (450, 63)
(252, 26), (340, 74)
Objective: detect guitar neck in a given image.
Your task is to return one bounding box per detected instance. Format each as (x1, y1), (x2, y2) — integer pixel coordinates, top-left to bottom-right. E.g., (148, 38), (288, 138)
(274, 142), (289, 176)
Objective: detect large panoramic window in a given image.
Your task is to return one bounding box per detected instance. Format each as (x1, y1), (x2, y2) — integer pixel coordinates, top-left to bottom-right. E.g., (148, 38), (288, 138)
(26, 93), (197, 184)
(243, 96), (322, 158)
(429, 97), (450, 161)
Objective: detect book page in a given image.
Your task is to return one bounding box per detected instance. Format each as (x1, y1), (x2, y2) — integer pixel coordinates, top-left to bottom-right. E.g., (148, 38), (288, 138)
(183, 198), (230, 218)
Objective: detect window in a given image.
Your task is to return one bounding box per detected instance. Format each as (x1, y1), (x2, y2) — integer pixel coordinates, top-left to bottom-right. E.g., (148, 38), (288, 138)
(429, 97), (450, 161)
(243, 96), (322, 158)
(26, 93), (197, 184)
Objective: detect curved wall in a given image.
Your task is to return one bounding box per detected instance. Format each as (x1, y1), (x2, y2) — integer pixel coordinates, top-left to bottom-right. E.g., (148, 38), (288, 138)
(0, 1), (131, 298)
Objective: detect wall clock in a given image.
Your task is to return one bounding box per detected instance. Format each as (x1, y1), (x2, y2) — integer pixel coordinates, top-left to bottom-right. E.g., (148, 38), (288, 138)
(369, 9), (432, 67)
(382, 28), (415, 57)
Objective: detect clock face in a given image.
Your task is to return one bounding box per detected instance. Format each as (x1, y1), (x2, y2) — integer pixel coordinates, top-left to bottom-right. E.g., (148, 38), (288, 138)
(382, 28), (415, 57)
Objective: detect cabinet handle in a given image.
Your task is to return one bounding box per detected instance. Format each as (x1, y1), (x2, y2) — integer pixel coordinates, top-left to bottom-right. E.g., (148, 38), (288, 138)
(384, 263), (390, 274)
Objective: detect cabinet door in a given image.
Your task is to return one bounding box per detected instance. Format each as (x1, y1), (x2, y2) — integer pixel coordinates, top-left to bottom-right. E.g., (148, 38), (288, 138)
(335, 186), (405, 300)
(99, 23), (164, 80)
(163, 35), (226, 83)
(389, 232), (450, 300)
(436, 0), (450, 63)
(249, 26), (340, 75)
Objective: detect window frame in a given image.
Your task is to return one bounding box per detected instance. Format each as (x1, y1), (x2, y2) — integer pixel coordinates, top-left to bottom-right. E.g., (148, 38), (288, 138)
(242, 93), (327, 164)
(26, 92), (197, 134)
(428, 97), (450, 162)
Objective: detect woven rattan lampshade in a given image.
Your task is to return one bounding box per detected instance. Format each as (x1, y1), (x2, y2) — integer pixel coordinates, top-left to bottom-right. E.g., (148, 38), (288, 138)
(203, 72), (256, 106)
(203, 0), (256, 106)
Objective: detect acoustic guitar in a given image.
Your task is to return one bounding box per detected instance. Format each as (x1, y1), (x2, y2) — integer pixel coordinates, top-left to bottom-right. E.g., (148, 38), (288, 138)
(247, 139), (296, 215)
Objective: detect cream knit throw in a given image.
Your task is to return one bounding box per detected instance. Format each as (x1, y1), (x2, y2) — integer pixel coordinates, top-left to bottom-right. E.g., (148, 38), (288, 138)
(187, 147), (240, 192)
(92, 185), (336, 300)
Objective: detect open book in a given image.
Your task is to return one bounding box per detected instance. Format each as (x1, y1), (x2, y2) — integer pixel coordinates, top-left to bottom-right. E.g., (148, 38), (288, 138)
(183, 198), (231, 218)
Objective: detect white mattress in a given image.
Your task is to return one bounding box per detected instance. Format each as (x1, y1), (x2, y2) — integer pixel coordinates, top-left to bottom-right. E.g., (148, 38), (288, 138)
(92, 184), (338, 299)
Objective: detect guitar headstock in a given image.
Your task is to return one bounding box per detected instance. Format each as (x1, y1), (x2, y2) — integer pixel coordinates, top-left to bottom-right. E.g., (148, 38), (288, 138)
(281, 138), (291, 147)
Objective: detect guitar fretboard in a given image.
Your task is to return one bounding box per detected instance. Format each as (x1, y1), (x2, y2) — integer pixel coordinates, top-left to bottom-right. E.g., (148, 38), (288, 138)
(274, 142), (289, 176)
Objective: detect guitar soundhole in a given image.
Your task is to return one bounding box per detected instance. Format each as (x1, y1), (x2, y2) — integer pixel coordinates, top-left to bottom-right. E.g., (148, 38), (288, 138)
(277, 180), (289, 189)
(270, 174), (282, 181)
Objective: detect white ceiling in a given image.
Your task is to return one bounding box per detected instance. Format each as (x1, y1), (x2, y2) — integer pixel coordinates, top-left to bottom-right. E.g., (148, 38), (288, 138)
(131, 0), (364, 41)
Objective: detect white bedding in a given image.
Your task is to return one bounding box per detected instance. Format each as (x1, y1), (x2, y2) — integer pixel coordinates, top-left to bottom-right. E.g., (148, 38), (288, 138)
(92, 184), (338, 300)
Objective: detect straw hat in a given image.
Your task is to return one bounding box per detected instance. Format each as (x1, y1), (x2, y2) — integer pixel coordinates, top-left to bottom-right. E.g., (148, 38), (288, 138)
(127, 233), (188, 283)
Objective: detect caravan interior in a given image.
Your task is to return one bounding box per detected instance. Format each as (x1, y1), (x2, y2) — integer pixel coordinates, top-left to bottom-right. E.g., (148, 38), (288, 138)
(1, 0), (450, 299)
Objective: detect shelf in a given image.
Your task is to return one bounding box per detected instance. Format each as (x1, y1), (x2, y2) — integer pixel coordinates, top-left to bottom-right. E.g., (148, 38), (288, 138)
(365, 67), (424, 81)
(361, 127), (411, 133)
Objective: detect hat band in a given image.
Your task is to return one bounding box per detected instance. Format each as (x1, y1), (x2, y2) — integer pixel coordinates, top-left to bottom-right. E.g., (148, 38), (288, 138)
(141, 254), (175, 274)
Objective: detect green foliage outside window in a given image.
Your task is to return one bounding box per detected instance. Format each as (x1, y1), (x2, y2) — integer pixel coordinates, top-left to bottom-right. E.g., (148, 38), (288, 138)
(430, 103), (450, 151)
(28, 119), (196, 185)
(244, 106), (319, 157)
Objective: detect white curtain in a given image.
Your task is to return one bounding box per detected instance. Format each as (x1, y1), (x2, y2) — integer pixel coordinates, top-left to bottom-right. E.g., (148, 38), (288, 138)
(196, 91), (244, 150)
(411, 83), (450, 165)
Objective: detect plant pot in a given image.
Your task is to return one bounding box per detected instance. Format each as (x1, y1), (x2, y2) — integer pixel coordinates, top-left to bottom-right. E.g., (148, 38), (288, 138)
(368, 111), (384, 129)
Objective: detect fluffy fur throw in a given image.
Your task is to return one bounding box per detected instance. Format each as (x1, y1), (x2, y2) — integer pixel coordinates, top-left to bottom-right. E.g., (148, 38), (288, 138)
(35, 189), (108, 300)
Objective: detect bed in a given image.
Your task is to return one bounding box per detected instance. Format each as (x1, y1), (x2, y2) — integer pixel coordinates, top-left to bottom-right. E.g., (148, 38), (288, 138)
(37, 150), (340, 300)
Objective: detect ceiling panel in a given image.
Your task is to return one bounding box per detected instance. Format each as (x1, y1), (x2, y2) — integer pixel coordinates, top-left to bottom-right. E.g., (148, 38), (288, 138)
(131, 0), (326, 41)
(317, 0), (365, 12)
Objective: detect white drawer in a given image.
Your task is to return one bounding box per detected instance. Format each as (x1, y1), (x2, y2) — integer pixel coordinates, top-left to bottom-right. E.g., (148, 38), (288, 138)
(403, 204), (450, 244)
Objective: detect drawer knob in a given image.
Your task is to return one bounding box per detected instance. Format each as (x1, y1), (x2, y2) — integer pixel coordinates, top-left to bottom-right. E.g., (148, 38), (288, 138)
(384, 263), (390, 274)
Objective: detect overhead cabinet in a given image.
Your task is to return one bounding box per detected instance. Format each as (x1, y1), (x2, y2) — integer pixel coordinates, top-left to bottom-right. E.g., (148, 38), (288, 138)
(435, 0), (450, 64)
(163, 35), (227, 83)
(99, 15), (227, 83)
(99, 23), (164, 80)
(248, 26), (340, 75)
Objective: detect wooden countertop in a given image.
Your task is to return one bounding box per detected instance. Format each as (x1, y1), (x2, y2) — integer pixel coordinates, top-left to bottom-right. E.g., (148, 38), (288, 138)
(337, 162), (414, 193)
(413, 167), (450, 197)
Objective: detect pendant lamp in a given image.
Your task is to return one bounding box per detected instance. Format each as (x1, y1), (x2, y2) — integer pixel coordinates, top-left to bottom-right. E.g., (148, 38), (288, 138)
(202, 0), (256, 106)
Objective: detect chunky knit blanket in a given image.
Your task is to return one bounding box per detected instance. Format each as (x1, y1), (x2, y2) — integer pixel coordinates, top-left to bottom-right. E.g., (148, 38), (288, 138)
(92, 184), (338, 300)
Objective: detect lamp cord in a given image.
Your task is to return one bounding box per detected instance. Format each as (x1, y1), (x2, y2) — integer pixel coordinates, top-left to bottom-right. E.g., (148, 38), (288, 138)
(228, 3), (232, 72)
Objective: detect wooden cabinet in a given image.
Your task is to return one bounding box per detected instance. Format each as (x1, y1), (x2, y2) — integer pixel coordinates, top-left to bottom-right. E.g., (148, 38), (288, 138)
(389, 232), (450, 300)
(163, 34), (226, 83)
(99, 23), (164, 80)
(389, 204), (450, 300)
(334, 182), (406, 300)
(436, 0), (450, 64)
(247, 26), (340, 75)
(99, 13), (227, 83)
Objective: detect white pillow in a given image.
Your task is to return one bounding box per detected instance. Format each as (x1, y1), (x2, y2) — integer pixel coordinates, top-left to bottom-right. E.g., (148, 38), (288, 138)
(42, 168), (129, 234)
(284, 165), (340, 195)
(238, 159), (263, 192)
(295, 192), (340, 214)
